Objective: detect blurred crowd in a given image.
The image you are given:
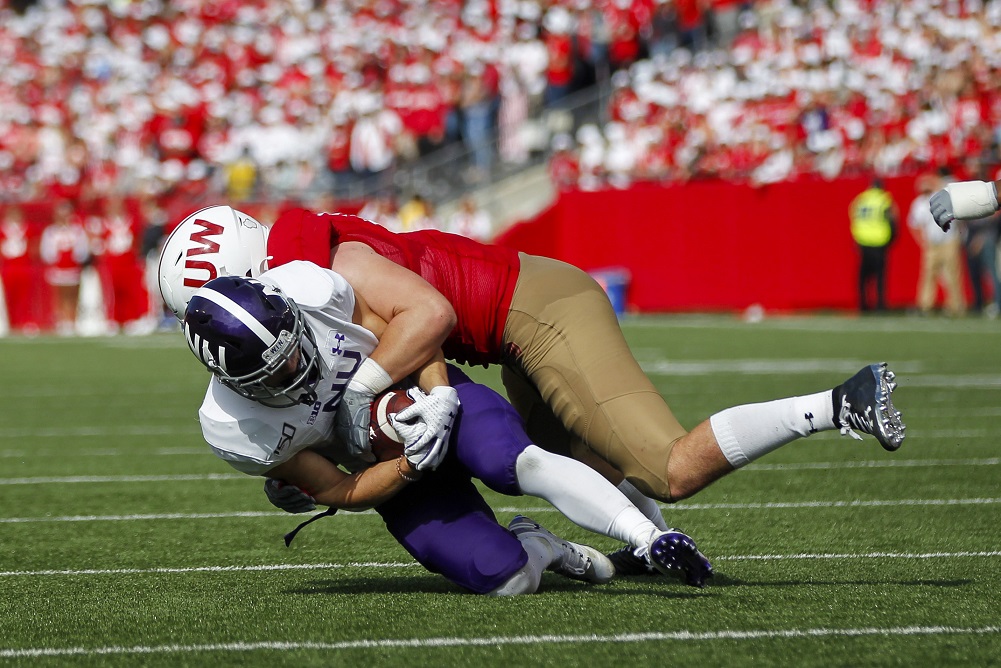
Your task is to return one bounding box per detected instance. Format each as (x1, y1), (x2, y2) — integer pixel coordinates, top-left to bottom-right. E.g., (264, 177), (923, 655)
(0, 0), (680, 205)
(2, 0), (1001, 206)
(4, 0), (1001, 334)
(0, 190), (495, 336)
(548, 0), (1001, 189)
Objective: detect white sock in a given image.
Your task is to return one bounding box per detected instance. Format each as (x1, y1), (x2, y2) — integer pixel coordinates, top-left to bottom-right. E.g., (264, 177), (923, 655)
(515, 445), (660, 550)
(617, 479), (670, 531)
(709, 390), (836, 468)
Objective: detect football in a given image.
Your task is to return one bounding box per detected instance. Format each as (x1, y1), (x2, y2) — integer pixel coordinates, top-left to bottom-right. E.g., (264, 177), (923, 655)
(369, 387), (417, 460)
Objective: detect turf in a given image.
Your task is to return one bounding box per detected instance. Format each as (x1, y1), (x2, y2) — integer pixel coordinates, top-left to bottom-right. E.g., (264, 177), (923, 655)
(1, 314), (999, 666)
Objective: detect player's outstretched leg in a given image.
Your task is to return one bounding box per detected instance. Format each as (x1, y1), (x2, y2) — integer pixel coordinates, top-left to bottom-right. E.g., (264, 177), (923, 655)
(833, 362), (906, 451)
(508, 515), (615, 584)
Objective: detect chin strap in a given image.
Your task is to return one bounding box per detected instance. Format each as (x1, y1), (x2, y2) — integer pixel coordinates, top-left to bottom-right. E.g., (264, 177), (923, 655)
(283, 507), (338, 547)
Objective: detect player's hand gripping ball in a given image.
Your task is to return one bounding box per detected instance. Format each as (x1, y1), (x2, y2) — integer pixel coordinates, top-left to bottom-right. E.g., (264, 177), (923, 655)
(368, 387), (418, 460)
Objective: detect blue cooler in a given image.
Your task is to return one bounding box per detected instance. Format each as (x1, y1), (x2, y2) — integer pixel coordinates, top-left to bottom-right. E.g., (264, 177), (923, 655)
(589, 267), (631, 318)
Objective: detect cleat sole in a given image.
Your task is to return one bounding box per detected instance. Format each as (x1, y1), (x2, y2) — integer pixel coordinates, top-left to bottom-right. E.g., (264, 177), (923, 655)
(648, 531), (714, 588)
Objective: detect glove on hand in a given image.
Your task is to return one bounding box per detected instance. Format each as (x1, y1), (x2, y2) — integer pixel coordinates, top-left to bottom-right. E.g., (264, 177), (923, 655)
(929, 189), (955, 231)
(930, 181), (1000, 231)
(264, 478), (317, 514)
(391, 386), (460, 471)
(335, 385), (376, 458)
(334, 358), (393, 458)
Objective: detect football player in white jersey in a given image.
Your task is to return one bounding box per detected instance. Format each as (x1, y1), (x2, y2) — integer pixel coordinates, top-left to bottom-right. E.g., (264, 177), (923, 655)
(182, 264), (713, 594)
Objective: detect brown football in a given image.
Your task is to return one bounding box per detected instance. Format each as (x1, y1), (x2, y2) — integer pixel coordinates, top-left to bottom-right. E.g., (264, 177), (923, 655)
(369, 388), (417, 461)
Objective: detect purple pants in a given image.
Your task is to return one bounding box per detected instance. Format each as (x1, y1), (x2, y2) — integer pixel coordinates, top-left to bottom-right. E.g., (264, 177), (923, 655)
(375, 366), (534, 593)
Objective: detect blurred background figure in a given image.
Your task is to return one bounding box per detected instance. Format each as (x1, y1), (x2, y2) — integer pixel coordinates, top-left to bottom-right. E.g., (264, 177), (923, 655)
(849, 178), (899, 313)
(137, 197), (177, 331)
(398, 192), (438, 232)
(39, 201), (90, 335)
(88, 195), (152, 334)
(0, 205), (39, 334)
(959, 166), (1001, 318)
(223, 146), (259, 204)
(447, 196), (493, 241)
(548, 134), (581, 191)
(459, 61), (500, 184)
(908, 173), (965, 317)
(349, 98), (402, 196)
(358, 193), (402, 232)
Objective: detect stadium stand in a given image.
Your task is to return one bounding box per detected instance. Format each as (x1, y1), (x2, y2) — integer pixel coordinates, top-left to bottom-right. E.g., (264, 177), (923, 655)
(1, 0), (1000, 331)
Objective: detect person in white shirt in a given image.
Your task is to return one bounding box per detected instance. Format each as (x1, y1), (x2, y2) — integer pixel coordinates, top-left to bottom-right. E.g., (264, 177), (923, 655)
(909, 173), (965, 316)
(446, 197), (492, 241)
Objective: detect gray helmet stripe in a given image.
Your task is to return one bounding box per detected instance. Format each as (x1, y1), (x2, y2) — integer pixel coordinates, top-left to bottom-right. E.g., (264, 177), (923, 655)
(197, 286), (279, 348)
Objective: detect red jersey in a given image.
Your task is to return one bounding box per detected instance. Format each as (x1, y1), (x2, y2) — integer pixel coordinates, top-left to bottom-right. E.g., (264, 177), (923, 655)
(268, 209), (521, 367)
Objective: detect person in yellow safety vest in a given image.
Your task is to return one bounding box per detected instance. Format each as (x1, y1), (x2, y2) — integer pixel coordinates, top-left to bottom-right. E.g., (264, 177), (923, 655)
(850, 178), (899, 312)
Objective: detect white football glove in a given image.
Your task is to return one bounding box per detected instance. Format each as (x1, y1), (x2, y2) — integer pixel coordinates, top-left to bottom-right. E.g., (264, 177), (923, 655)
(929, 181), (999, 231)
(264, 478), (317, 514)
(334, 358), (393, 458)
(390, 386), (460, 471)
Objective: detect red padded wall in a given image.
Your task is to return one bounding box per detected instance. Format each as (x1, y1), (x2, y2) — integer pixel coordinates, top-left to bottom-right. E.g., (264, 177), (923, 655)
(496, 176), (923, 312)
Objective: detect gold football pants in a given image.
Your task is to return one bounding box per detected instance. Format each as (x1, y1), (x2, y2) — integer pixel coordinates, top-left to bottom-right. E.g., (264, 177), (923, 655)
(502, 253), (687, 501)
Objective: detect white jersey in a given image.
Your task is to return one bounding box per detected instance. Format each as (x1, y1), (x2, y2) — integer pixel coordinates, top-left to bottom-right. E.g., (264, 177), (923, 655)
(197, 261), (379, 475)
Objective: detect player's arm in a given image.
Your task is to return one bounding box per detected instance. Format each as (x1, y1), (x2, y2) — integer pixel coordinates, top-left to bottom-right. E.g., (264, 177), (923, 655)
(331, 242), (459, 471)
(266, 449), (420, 511)
(410, 349), (450, 393)
(332, 241), (455, 384)
(930, 179), (1001, 231)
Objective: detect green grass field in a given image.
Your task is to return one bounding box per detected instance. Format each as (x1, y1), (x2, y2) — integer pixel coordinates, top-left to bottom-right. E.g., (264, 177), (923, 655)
(1, 314), (999, 666)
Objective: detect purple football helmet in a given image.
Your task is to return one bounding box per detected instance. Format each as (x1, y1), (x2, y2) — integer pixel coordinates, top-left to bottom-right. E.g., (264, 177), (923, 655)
(183, 276), (320, 408)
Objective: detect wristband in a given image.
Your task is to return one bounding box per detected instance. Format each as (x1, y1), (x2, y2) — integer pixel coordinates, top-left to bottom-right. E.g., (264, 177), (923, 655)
(396, 456), (421, 482)
(347, 357), (394, 394)
(946, 181), (1000, 219)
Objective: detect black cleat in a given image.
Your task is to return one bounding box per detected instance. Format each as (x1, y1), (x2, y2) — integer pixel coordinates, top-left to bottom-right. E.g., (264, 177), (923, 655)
(606, 545), (659, 576)
(834, 363), (906, 451)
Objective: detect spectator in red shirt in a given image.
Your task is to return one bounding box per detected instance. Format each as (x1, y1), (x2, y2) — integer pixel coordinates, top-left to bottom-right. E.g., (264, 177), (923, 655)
(0, 205), (39, 333)
(542, 8), (575, 108)
(39, 201), (90, 335)
(548, 134), (581, 191)
(88, 195), (150, 332)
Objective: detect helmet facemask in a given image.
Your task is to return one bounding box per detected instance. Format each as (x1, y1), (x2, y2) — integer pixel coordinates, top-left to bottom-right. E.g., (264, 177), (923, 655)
(184, 278), (323, 409)
(215, 306), (321, 408)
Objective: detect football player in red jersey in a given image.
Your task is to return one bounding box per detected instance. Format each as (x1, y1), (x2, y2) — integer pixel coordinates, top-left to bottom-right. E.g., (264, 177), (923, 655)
(160, 205), (906, 573)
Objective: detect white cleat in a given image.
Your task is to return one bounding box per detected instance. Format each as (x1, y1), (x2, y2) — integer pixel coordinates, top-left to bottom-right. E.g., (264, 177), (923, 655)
(508, 515), (615, 584)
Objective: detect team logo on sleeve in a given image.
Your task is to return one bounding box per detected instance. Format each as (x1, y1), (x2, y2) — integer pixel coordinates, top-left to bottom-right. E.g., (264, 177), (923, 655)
(274, 423), (296, 458)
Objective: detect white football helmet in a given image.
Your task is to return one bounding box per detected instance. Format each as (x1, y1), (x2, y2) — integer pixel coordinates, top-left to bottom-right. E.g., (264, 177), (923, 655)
(158, 205), (271, 318)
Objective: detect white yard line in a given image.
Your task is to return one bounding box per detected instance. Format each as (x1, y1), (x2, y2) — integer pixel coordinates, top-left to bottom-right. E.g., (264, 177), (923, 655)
(639, 361), (1001, 389)
(638, 359), (925, 375)
(3, 497), (999, 524)
(0, 426), (197, 438)
(744, 457), (1001, 471)
(0, 473), (243, 485)
(0, 447), (207, 458)
(1, 550), (999, 578)
(1, 625), (999, 658)
(1, 456), (997, 485)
